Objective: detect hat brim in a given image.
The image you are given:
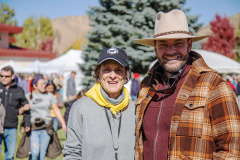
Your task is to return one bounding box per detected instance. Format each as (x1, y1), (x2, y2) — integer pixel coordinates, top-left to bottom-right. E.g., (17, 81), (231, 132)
(134, 34), (210, 46)
(98, 58), (128, 67)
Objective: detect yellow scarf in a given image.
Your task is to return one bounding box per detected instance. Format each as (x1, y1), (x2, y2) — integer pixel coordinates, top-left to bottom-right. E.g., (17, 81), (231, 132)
(86, 82), (130, 114)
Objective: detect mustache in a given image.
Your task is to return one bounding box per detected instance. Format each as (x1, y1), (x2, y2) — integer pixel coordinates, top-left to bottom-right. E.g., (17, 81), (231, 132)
(163, 52), (181, 57)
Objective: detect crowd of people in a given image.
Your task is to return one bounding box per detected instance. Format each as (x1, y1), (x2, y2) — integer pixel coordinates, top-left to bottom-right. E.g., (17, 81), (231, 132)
(1, 9), (240, 160)
(0, 66), (86, 159)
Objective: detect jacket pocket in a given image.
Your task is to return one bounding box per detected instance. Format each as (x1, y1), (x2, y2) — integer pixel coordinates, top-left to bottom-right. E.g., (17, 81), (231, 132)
(176, 100), (206, 138)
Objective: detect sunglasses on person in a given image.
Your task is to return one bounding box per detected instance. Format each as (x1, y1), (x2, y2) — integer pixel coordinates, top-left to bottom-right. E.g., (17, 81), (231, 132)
(0, 75), (12, 78)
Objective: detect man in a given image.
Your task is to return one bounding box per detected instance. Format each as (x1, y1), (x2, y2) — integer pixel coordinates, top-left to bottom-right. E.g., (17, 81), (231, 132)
(134, 9), (240, 160)
(66, 71), (76, 101)
(131, 73), (140, 101)
(0, 66), (30, 160)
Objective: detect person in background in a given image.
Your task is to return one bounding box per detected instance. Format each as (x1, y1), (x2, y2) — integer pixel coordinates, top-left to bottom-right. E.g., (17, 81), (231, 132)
(53, 74), (62, 91)
(0, 100), (5, 135)
(63, 47), (135, 160)
(0, 66), (30, 160)
(63, 89), (86, 125)
(226, 75), (236, 92)
(26, 74), (66, 160)
(66, 71), (76, 101)
(236, 74), (240, 107)
(28, 74), (33, 93)
(131, 73), (140, 101)
(19, 74), (29, 93)
(45, 80), (64, 131)
(134, 9), (240, 159)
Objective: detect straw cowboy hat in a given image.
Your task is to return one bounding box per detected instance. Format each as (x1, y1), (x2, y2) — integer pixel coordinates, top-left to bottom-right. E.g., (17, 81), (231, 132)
(134, 9), (209, 46)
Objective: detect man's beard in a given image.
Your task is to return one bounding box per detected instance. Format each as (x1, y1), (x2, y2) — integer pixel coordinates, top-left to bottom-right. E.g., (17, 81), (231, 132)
(158, 53), (188, 75)
(162, 60), (187, 74)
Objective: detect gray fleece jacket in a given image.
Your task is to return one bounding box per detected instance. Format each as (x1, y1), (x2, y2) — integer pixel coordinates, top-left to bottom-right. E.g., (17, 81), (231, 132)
(62, 96), (135, 160)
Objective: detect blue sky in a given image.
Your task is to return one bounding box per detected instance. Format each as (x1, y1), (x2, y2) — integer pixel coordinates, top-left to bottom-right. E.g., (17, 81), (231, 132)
(2, 0), (240, 27)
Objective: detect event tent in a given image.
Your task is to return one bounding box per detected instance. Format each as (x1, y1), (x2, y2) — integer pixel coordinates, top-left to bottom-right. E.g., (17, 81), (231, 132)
(149, 49), (240, 74)
(26, 60), (43, 73)
(38, 49), (85, 100)
(194, 49), (240, 74)
(39, 49), (84, 73)
(0, 60), (33, 73)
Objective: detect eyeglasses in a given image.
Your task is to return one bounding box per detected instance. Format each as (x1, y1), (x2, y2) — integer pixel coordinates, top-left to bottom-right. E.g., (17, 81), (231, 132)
(0, 75), (12, 78)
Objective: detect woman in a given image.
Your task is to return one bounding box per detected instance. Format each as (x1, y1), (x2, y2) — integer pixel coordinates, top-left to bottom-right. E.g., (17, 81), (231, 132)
(64, 89), (86, 124)
(63, 47), (135, 160)
(27, 74), (66, 160)
(45, 80), (64, 131)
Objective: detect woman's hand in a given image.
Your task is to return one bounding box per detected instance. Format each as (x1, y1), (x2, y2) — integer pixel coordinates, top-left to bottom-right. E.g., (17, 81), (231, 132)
(62, 124), (67, 134)
(18, 104), (31, 115)
(25, 126), (31, 132)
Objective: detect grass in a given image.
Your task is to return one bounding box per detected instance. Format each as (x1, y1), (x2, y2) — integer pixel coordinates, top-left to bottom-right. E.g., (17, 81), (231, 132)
(0, 108), (66, 160)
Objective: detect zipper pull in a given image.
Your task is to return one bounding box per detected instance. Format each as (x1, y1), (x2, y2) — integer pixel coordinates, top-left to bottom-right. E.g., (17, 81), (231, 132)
(115, 152), (118, 160)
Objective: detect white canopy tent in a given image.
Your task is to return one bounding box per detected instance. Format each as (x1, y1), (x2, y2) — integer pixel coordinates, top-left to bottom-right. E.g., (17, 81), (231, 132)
(193, 49), (240, 74)
(39, 49), (84, 73)
(0, 60), (33, 74)
(39, 49), (85, 101)
(26, 60), (43, 73)
(149, 49), (240, 74)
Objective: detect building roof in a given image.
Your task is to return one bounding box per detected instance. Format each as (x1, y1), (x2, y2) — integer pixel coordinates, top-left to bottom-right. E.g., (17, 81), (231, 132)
(0, 23), (23, 34)
(0, 48), (56, 59)
(0, 23), (56, 60)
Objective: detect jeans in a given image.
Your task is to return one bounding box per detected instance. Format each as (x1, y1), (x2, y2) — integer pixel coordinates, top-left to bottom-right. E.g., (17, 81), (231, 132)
(0, 128), (17, 160)
(29, 129), (50, 160)
(131, 95), (137, 101)
(52, 117), (58, 132)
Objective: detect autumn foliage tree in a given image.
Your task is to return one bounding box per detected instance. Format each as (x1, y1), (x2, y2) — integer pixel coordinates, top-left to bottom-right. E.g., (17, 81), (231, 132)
(202, 14), (236, 59)
(236, 16), (240, 62)
(41, 36), (53, 52)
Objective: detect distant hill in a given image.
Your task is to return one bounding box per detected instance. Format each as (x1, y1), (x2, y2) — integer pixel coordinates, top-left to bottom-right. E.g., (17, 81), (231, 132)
(197, 13), (240, 43)
(51, 15), (91, 54)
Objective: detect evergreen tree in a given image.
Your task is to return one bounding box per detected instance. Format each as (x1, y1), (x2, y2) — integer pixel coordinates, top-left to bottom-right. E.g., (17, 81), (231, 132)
(81, 0), (202, 88)
(202, 14), (236, 59)
(14, 16), (54, 50)
(0, 2), (17, 25)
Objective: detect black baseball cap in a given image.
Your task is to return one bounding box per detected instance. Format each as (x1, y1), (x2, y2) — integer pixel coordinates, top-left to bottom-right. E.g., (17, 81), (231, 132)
(97, 47), (129, 67)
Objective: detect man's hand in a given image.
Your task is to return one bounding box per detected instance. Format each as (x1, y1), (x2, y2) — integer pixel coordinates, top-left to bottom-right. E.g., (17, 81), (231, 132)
(25, 126), (31, 132)
(18, 104), (30, 115)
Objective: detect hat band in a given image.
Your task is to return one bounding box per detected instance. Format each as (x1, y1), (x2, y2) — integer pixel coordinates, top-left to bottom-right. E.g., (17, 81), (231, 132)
(154, 31), (191, 38)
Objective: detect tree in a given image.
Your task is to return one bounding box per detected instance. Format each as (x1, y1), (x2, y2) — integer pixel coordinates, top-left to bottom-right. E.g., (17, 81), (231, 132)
(14, 16), (54, 50)
(202, 14), (236, 59)
(236, 16), (240, 62)
(0, 2), (17, 25)
(81, 0), (203, 88)
(65, 36), (88, 53)
(41, 36), (53, 52)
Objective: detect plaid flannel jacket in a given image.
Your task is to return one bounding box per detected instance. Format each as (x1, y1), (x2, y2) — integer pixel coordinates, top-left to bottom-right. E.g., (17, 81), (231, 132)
(135, 51), (240, 160)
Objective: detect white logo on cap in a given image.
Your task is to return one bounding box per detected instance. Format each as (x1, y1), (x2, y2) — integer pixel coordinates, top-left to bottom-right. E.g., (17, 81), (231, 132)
(107, 48), (118, 54)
